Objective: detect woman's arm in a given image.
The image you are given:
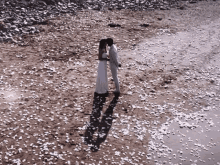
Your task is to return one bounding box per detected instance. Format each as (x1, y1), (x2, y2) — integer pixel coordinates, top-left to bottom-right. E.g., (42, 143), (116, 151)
(99, 48), (107, 60)
(98, 49), (109, 61)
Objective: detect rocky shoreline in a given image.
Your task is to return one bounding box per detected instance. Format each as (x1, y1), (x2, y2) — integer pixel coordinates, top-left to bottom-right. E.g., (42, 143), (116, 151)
(0, 0), (199, 43)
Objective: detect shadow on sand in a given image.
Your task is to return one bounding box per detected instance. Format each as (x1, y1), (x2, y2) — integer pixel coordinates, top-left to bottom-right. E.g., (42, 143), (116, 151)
(84, 92), (119, 152)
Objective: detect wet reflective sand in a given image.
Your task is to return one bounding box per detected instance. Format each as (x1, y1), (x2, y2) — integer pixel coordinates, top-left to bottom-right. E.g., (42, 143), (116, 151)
(149, 108), (220, 165)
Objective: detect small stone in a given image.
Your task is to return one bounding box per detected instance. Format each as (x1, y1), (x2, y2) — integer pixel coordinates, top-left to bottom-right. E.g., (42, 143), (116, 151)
(189, 0), (197, 3)
(0, 22), (7, 32)
(37, 1), (48, 6)
(4, 36), (13, 42)
(14, 28), (20, 32)
(140, 23), (150, 27)
(178, 6), (185, 10)
(160, 6), (170, 10)
(108, 23), (121, 28)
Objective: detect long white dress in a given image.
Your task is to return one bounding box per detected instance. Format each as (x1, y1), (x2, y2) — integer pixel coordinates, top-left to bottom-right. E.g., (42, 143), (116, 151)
(95, 52), (108, 94)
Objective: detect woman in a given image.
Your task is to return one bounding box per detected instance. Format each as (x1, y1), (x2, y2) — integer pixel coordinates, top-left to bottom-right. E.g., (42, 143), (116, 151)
(95, 39), (109, 95)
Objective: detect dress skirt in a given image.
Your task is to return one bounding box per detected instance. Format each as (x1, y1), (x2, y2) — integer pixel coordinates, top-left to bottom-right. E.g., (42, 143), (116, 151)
(95, 53), (108, 94)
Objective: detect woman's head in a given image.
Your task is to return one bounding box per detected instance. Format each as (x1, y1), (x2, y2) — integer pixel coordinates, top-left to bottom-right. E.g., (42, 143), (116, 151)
(99, 39), (107, 50)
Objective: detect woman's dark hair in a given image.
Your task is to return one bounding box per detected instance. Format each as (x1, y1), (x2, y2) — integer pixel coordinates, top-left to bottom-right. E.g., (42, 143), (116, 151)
(99, 39), (107, 50)
(106, 38), (113, 46)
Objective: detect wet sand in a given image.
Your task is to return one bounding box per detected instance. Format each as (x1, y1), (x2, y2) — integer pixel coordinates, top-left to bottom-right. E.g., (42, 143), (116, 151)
(120, 6), (220, 164)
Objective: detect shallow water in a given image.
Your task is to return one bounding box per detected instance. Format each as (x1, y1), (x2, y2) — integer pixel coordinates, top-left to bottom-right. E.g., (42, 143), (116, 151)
(149, 109), (220, 165)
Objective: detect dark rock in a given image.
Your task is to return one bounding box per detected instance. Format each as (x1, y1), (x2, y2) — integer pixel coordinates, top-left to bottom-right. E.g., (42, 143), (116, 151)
(4, 17), (16, 23)
(38, 20), (49, 25)
(108, 23), (121, 28)
(21, 28), (30, 35)
(42, 0), (56, 5)
(10, 25), (17, 29)
(178, 6), (186, 10)
(12, 20), (20, 25)
(189, 0), (197, 3)
(116, 5), (123, 10)
(0, 22), (7, 32)
(140, 23), (150, 27)
(210, 80), (215, 84)
(93, 4), (102, 11)
(160, 6), (170, 10)
(4, 36), (13, 42)
(37, 1), (48, 6)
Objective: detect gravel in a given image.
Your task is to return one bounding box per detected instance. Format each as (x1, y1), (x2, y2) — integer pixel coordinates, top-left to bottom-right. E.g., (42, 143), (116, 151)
(0, 0), (200, 43)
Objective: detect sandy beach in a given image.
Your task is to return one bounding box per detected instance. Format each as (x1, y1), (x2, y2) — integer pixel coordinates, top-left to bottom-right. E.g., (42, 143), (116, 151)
(0, 0), (220, 164)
